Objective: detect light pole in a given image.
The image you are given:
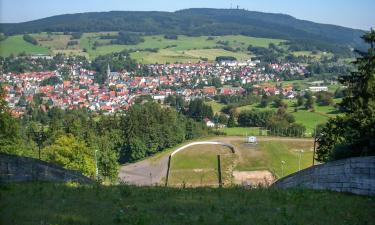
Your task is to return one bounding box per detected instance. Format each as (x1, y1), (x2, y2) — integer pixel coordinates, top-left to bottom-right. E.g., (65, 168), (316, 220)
(298, 150), (304, 171)
(95, 150), (99, 180)
(281, 160), (285, 177)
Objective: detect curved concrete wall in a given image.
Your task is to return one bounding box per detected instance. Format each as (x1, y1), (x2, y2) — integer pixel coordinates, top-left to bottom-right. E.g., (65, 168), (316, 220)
(0, 153), (92, 184)
(273, 156), (375, 196)
(170, 141), (235, 157)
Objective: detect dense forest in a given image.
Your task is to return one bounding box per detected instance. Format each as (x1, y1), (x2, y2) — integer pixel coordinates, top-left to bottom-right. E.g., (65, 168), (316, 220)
(0, 9), (367, 53)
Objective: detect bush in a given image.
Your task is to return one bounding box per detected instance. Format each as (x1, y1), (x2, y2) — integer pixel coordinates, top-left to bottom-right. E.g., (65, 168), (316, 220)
(164, 34), (178, 40)
(23, 34), (38, 45)
(111, 32), (144, 45)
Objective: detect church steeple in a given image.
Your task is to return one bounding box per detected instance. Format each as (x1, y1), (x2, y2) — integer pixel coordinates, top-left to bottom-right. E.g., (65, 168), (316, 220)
(107, 64), (111, 77)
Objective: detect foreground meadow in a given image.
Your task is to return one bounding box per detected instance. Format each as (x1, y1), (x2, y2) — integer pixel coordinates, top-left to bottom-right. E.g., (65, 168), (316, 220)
(0, 183), (373, 225)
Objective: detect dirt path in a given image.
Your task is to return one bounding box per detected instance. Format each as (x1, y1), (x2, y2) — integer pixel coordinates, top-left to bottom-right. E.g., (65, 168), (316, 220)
(118, 136), (313, 186)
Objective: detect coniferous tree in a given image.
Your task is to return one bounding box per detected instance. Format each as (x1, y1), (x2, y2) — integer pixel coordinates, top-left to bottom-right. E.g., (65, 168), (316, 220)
(317, 30), (375, 161)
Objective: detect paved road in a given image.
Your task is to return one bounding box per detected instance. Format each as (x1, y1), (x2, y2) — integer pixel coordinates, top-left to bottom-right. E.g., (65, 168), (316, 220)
(118, 136), (313, 185)
(119, 155), (169, 186)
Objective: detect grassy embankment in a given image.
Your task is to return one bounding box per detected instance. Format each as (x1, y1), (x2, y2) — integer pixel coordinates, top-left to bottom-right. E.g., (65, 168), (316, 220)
(1, 182), (373, 225)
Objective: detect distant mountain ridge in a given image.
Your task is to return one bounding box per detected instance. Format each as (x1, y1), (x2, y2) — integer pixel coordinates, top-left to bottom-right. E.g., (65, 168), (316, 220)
(0, 8), (367, 50)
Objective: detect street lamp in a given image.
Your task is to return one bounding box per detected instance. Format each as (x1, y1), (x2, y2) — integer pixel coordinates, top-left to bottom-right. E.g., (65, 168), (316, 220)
(94, 150), (99, 180)
(298, 150), (304, 171)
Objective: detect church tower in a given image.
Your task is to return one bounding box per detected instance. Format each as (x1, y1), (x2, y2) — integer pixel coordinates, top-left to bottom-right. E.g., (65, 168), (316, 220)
(107, 64), (111, 77)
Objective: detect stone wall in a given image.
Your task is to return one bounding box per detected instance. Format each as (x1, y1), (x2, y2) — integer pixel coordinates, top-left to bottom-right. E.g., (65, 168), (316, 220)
(273, 156), (375, 196)
(0, 153), (93, 184)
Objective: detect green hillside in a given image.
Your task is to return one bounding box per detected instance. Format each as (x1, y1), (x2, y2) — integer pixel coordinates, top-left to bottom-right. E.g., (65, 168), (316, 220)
(0, 33), (285, 61)
(0, 35), (50, 57)
(0, 9), (366, 52)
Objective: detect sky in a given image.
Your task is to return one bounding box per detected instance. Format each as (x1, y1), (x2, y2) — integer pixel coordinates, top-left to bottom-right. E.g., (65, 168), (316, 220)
(0, 0), (374, 30)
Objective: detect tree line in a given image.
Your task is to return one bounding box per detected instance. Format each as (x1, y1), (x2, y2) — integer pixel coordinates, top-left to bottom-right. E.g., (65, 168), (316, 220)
(0, 90), (209, 182)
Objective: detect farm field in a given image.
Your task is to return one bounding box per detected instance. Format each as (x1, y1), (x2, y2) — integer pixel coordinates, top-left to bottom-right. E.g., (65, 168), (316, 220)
(0, 35), (50, 57)
(292, 50), (334, 59)
(2, 183), (373, 225)
(168, 137), (314, 187)
(131, 48), (252, 64)
(86, 34), (283, 61)
(0, 33), (285, 60)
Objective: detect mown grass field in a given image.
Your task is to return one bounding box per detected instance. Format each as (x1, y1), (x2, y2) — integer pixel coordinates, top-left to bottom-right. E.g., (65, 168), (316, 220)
(221, 127), (262, 136)
(168, 138), (314, 187)
(0, 35), (50, 57)
(169, 144), (235, 186)
(241, 140), (314, 177)
(1, 183), (373, 225)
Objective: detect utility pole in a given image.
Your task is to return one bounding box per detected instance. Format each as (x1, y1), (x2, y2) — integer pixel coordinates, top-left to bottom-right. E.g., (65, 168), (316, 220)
(313, 124), (317, 165)
(33, 125), (45, 160)
(281, 160), (285, 177)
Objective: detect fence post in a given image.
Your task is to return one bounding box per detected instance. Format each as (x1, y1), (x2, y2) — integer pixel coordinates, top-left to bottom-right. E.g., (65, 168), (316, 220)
(165, 155), (172, 187)
(217, 155), (222, 187)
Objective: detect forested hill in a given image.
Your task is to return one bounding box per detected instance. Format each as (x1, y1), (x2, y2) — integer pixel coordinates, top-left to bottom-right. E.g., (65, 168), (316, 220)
(0, 8), (367, 50)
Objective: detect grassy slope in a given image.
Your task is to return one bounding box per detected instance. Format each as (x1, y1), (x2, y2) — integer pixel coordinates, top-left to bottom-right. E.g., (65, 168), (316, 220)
(1, 183), (374, 225)
(0, 35), (50, 57)
(205, 101), (225, 114)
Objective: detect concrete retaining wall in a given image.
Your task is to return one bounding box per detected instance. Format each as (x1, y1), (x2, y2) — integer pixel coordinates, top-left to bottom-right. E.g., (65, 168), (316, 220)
(273, 156), (375, 196)
(0, 153), (93, 184)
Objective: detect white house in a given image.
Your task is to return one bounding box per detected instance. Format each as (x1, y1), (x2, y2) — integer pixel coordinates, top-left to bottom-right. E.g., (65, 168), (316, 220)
(309, 86), (328, 92)
(204, 118), (215, 128)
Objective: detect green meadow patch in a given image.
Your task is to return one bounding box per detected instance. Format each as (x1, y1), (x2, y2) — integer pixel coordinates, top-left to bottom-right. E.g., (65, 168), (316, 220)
(0, 35), (50, 57)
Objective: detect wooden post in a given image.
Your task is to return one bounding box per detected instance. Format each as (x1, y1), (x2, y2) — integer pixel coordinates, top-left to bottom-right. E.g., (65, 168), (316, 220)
(165, 155), (172, 187)
(217, 155), (222, 187)
(313, 136), (317, 166)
